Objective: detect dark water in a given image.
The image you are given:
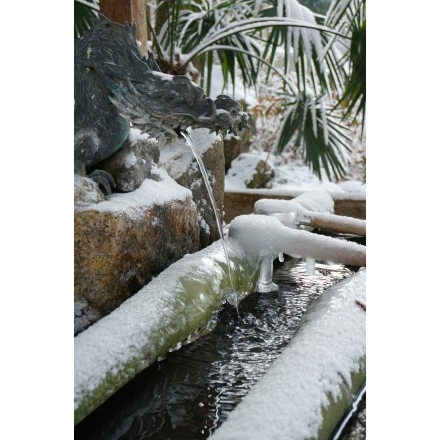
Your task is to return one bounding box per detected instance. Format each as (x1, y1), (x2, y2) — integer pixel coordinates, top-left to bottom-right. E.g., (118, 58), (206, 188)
(75, 256), (355, 440)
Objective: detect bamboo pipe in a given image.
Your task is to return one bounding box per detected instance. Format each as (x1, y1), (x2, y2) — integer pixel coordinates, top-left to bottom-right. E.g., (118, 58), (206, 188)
(229, 215), (366, 267)
(301, 212), (366, 236)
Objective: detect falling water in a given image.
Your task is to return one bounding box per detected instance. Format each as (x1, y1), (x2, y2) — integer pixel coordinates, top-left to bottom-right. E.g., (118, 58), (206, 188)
(182, 132), (239, 309)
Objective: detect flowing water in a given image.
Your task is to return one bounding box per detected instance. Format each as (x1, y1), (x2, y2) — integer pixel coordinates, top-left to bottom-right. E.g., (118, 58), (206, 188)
(75, 256), (357, 440)
(181, 132), (238, 307)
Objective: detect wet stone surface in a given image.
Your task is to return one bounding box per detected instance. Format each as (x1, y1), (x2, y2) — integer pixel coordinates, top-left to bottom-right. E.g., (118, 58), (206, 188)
(75, 257), (358, 440)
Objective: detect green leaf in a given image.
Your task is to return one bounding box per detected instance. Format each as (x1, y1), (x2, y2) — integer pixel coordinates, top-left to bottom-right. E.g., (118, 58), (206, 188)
(277, 92), (351, 180)
(74, 0), (99, 39)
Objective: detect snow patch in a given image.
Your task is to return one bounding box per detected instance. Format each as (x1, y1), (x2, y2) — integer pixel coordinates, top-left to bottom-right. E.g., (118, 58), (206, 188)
(75, 168), (192, 217)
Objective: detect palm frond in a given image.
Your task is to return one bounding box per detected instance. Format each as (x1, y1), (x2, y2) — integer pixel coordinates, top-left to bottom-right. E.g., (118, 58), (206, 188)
(152, 0), (343, 95)
(277, 92), (352, 180)
(74, 0), (99, 39)
(257, 0), (337, 96)
(327, 0), (366, 132)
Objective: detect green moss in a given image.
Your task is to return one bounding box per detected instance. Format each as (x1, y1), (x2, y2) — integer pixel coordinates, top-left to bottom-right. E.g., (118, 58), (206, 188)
(75, 356), (146, 425)
(75, 249), (262, 425)
(317, 356), (366, 440)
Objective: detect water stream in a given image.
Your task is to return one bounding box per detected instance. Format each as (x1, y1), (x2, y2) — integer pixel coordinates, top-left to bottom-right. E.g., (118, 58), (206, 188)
(181, 132), (239, 309)
(75, 257), (356, 440)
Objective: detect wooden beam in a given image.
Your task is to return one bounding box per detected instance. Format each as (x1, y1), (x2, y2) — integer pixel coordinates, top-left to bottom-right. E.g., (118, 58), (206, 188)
(100, 0), (148, 57)
(306, 214), (366, 237)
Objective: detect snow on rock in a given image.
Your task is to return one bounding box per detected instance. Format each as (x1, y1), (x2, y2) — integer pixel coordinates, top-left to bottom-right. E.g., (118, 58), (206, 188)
(74, 174), (105, 208)
(159, 127), (225, 248)
(225, 153), (276, 190)
(159, 128), (222, 180)
(74, 167), (200, 334)
(75, 167), (193, 218)
(211, 268), (366, 440)
(225, 154), (366, 195)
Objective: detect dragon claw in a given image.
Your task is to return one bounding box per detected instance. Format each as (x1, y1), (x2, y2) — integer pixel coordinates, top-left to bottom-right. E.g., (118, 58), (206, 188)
(89, 169), (116, 195)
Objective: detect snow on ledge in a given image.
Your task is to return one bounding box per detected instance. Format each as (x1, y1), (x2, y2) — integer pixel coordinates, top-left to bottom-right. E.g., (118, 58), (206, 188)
(75, 167), (193, 217)
(211, 268), (366, 440)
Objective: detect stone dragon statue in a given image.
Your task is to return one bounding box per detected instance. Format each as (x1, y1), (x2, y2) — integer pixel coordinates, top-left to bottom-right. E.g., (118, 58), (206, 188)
(75, 13), (249, 194)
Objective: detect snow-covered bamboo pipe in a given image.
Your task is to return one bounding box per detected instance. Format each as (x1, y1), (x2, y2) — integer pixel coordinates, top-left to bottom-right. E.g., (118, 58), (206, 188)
(74, 239), (260, 425)
(211, 268), (366, 440)
(254, 190), (366, 237)
(302, 212), (366, 236)
(229, 215), (366, 267)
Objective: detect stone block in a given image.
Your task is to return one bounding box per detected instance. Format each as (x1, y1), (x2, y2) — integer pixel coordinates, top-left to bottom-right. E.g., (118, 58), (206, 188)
(74, 170), (199, 334)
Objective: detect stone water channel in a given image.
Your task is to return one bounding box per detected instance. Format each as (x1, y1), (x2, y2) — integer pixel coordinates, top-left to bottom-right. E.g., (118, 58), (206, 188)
(75, 248), (364, 440)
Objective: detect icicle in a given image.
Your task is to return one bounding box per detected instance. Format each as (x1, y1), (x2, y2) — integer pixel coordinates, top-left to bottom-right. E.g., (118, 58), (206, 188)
(256, 256), (279, 293)
(306, 257), (315, 275)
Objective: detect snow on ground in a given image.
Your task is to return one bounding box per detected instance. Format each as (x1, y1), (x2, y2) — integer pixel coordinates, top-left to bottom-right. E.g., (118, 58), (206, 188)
(224, 136), (366, 195)
(225, 153), (366, 193)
